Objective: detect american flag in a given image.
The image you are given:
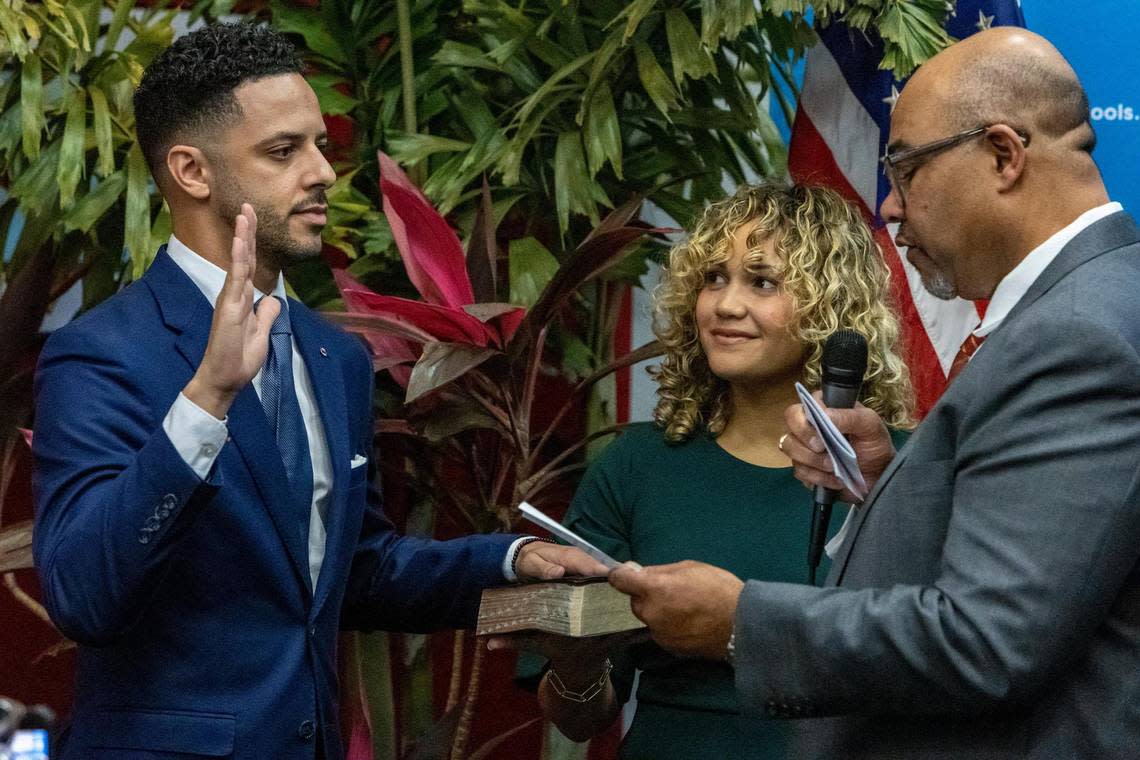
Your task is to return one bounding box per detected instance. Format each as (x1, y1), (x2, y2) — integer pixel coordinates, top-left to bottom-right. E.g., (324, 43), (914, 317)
(789, 0), (1027, 416)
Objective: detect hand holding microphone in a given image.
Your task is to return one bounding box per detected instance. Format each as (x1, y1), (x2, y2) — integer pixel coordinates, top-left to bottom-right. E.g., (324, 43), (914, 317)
(779, 330), (898, 583)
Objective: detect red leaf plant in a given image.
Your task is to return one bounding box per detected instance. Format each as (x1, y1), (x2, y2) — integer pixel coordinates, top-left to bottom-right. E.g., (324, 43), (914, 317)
(327, 153), (664, 515)
(325, 153), (666, 760)
(331, 153), (526, 397)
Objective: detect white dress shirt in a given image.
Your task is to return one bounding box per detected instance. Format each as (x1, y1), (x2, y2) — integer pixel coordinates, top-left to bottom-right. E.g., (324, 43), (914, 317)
(161, 236), (526, 587)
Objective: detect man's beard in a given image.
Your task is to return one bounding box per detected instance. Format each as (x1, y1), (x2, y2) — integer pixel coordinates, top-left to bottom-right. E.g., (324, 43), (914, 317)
(256, 203), (323, 269)
(921, 267), (958, 300)
(216, 185), (325, 270)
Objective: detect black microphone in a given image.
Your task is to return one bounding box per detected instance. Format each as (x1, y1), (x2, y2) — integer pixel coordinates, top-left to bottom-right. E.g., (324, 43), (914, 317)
(807, 329), (868, 584)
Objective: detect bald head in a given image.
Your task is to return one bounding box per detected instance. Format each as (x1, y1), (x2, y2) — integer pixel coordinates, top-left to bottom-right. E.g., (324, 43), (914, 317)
(882, 29), (1109, 301)
(907, 28), (1095, 154)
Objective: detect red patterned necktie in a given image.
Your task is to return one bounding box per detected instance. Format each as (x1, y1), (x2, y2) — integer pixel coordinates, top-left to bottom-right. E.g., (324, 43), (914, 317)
(947, 332), (985, 382)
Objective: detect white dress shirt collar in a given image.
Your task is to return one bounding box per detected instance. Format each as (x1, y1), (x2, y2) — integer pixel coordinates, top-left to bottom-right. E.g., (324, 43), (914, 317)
(165, 234), (288, 309)
(975, 202), (1122, 338)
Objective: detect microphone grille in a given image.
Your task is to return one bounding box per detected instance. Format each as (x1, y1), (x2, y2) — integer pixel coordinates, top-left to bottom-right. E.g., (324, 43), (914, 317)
(822, 329), (868, 379)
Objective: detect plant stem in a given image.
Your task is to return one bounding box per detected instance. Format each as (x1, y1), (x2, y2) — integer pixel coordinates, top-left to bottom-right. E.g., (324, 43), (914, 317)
(49, 255), (95, 302)
(457, 380), (513, 435)
(0, 436), (15, 526)
(450, 637), (486, 760)
(396, 0), (424, 187)
(4, 572), (52, 626)
(468, 442), (490, 513)
(520, 462), (589, 504)
(446, 630), (465, 713)
(489, 449), (512, 520)
(520, 423), (626, 497)
(469, 371), (524, 455)
(396, 0), (416, 133)
(526, 340), (664, 473)
(497, 378), (524, 455)
(518, 325), (549, 462)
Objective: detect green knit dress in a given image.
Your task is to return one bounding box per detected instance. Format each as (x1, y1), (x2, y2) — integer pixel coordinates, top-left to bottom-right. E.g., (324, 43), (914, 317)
(551, 421), (868, 759)
(522, 426), (907, 756)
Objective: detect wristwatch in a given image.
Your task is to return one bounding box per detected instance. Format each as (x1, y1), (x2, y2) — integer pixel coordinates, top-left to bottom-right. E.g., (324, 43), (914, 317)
(725, 625), (737, 665)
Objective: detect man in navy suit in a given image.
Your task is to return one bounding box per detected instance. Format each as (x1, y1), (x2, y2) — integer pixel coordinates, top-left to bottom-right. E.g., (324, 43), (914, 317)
(31, 23), (605, 759)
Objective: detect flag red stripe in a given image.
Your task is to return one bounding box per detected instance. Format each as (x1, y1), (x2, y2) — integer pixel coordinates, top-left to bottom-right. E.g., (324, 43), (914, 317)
(871, 228), (950, 414)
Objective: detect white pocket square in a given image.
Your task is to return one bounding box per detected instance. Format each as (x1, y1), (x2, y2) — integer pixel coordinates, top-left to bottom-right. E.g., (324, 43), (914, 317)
(350, 454), (368, 469)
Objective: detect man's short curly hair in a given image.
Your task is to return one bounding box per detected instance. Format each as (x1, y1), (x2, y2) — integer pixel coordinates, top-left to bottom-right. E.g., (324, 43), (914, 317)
(651, 182), (915, 442)
(133, 22), (302, 178)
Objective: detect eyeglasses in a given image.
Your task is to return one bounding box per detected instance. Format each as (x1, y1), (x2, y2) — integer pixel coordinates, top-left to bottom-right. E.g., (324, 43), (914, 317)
(882, 124), (1030, 206)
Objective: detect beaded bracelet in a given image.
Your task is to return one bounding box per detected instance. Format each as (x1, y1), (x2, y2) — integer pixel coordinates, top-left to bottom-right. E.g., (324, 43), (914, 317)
(510, 536), (556, 577)
(547, 659), (613, 703)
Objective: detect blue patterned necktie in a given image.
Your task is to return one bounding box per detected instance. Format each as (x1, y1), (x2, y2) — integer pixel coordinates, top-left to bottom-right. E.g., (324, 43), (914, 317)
(259, 296), (314, 521)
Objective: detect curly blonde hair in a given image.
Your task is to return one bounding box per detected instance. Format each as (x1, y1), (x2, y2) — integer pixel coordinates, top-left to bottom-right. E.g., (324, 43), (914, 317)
(651, 182), (915, 442)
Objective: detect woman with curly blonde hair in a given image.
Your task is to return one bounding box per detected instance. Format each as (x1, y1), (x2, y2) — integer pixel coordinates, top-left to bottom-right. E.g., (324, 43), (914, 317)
(653, 182), (913, 442)
(524, 183), (915, 759)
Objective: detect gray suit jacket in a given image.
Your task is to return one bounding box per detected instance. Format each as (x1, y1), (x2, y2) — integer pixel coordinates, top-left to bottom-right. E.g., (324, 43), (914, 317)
(735, 211), (1140, 759)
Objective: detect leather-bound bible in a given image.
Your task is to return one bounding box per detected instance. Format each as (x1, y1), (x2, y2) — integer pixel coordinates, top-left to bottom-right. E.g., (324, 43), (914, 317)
(476, 577), (645, 637)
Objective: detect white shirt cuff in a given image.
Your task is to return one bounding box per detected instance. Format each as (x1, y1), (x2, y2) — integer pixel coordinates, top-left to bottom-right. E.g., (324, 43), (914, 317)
(163, 392), (229, 480)
(502, 536), (537, 582)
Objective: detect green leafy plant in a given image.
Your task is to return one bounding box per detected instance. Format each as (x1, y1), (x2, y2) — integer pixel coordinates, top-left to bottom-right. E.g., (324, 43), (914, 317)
(266, 0), (802, 259)
(768, 0), (955, 76)
(0, 0), (174, 286)
(266, 0), (955, 426)
(0, 0), (178, 653)
(404, 0), (807, 235)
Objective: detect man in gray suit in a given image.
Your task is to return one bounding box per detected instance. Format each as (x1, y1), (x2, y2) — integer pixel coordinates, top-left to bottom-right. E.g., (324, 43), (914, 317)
(609, 28), (1140, 758)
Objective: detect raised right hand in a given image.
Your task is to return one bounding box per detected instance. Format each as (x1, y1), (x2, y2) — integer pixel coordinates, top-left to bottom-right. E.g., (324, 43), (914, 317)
(782, 391), (897, 503)
(183, 204), (278, 419)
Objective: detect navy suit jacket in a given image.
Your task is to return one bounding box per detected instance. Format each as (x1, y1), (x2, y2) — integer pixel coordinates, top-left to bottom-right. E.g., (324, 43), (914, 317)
(32, 248), (515, 759)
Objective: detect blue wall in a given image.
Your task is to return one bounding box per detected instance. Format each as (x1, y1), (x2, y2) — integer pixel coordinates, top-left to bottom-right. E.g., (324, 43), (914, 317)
(1023, 0), (1139, 212)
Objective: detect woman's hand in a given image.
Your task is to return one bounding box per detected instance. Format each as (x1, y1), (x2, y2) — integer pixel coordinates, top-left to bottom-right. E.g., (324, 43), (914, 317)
(487, 629), (646, 742)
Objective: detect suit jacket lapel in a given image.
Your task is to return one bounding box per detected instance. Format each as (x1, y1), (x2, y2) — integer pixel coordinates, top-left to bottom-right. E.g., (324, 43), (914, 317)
(144, 249), (314, 595)
(288, 301), (350, 613)
(827, 439), (914, 586)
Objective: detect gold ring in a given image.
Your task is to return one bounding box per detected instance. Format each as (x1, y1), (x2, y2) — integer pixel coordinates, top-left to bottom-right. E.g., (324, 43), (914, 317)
(778, 433), (789, 452)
